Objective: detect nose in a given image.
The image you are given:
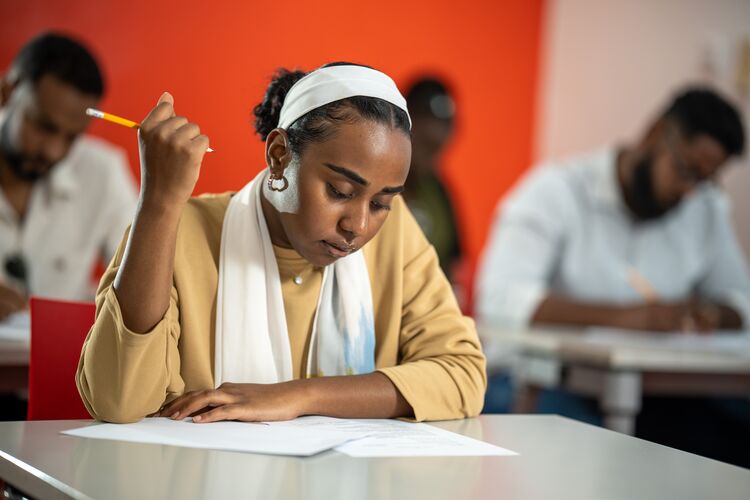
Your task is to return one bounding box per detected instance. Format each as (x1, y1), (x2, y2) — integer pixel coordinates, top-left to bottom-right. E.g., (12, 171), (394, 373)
(339, 201), (369, 241)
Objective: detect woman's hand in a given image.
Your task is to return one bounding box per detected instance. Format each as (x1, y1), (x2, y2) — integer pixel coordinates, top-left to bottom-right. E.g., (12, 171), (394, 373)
(153, 373), (413, 423)
(155, 382), (309, 423)
(138, 92), (209, 209)
(0, 283), (26, 321)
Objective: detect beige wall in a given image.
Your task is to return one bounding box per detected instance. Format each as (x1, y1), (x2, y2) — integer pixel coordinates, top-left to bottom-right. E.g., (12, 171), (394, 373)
(535, 0), (750, 258)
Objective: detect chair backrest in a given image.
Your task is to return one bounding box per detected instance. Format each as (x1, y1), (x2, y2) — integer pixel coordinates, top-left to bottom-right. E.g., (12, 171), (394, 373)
(28, 297), (95, 420)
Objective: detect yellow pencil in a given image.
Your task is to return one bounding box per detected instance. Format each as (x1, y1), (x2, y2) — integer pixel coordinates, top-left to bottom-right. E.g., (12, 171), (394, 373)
(627, 267), (659, 303)
(86, 108), (214, 152)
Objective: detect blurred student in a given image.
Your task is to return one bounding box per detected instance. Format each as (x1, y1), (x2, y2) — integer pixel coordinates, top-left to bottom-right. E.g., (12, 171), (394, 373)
(476, 87), (750, 467)
(402, 78), (463, 285)
(476, 87), (749, 332)
(0, 32), (137, 320)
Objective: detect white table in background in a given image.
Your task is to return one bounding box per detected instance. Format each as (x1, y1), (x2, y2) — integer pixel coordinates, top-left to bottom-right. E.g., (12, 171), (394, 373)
(479, 326), (750, 434)
(0, 312), (29, 393)
(1, 415), (749, 500)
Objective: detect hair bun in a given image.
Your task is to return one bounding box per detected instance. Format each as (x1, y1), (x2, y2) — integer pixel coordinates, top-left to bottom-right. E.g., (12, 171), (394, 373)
(253, 68), (307, 140)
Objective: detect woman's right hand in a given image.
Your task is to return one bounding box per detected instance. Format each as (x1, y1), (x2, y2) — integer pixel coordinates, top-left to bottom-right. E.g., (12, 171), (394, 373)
(137, 92), (209, 209)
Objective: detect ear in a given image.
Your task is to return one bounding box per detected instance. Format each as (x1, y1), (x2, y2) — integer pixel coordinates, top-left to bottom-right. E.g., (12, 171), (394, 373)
(264, 129), (293, 175)
(0, 76), (16, 107)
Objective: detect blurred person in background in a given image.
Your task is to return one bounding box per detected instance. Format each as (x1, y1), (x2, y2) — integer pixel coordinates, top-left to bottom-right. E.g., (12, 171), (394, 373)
(402, 78), (464, 294)
(476, 87), (750, 467)
(477, 87), (748, 333)
(0, 32), (137, 320)
(0, 33), (137, 420)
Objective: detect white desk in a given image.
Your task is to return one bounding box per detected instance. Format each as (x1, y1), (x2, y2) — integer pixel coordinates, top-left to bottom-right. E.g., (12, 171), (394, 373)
(479, 326), (750, 434)
(1, 415), (749, 500)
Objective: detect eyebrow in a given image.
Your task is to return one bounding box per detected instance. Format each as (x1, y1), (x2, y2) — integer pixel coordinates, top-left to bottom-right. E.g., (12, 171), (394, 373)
(324, 163), (404, 194)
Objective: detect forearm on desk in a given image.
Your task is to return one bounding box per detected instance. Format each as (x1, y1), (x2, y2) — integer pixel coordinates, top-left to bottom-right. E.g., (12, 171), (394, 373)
(532, 295), (745, 331)
(298, 372), (413, 419)
(531, 296), (633, 329)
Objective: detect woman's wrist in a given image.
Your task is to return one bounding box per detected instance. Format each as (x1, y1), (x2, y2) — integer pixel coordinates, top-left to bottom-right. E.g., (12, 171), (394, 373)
(138, 191), (186, 221)
(286, 379), (318, 417)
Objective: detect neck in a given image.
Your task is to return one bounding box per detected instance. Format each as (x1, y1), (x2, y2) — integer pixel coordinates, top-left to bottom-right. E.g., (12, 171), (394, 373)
(259, 184), (293, 248)
(0, 155), (34, 221)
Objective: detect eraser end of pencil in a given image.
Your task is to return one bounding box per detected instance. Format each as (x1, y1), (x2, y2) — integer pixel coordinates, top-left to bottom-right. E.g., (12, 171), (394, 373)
(86, 108), (104, 118)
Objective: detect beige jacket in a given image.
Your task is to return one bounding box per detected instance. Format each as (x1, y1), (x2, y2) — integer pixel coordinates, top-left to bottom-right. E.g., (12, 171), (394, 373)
(76, 194), (486, 423)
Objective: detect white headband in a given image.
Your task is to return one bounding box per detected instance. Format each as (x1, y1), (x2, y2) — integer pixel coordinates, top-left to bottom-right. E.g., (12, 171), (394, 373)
(277, 65), (411, 130)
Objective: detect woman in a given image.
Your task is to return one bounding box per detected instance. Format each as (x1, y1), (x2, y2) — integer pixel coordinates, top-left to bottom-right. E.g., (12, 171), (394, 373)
(76, 63), (486, 423)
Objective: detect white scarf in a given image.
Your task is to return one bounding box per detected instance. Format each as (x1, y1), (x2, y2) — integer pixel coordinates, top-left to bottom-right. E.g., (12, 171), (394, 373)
(214, 171), (376, 385)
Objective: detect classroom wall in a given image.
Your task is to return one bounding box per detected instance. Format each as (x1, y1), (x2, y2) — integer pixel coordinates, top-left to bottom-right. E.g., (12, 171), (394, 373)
(0, 0), (545, 305)
(535, 0), (750, 259)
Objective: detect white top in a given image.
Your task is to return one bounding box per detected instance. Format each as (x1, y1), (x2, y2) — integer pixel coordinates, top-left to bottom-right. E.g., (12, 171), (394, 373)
(475, 147), (750, 329)
(0, 135), (137, 301)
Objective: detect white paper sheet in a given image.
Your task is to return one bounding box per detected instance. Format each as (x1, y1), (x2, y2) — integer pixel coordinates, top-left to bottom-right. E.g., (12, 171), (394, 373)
(62, 417), (368, 456)
(0, 311), (30, 342)
(269, 417), (518, 457)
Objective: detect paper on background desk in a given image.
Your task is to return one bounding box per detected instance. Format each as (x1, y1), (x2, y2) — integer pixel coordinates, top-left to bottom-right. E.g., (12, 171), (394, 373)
(62, 417), (367, 456)
(0, 311), (30, 342)
(62, 416), (517, 458)
(584, 328), (750, 355)
(269, 416), (517, 457)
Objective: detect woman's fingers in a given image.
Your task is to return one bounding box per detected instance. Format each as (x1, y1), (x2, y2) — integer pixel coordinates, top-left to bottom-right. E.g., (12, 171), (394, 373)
(141, 92), (176, 131)
(172, 122), (201, 144)
(152, 116), (190, 140)
(161, 390), (234, 420)
(193, 404), (245, 423)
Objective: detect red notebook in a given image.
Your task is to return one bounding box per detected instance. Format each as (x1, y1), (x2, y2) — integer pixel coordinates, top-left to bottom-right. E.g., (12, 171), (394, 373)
(28, 297), (95, 420)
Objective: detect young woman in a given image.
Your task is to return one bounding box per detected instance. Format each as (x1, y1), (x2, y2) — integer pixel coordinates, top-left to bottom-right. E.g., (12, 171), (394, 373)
(76, 63), (486, 423)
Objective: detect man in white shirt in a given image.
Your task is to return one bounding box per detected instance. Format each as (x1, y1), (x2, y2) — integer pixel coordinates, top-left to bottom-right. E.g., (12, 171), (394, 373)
(0, 33), (137, 319)
(476, 88), (750, 467)
(476, 88), (749, 332)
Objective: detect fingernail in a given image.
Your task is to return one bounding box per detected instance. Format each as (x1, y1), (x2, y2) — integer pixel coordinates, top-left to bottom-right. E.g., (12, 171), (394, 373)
(171, 412), (179, 419)
(193, 415), (202, 422)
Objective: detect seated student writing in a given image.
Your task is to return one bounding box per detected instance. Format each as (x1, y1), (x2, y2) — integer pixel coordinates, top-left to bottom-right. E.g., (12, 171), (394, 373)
(76, 63), (486, 424)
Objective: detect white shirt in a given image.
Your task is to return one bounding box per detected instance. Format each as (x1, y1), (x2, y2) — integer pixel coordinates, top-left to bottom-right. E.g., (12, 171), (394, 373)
(475, 147), (750, 329)
(0, 135), (138, 301)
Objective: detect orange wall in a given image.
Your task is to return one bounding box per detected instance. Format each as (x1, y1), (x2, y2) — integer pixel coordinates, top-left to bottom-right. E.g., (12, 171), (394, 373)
(1, 0), (544, 309)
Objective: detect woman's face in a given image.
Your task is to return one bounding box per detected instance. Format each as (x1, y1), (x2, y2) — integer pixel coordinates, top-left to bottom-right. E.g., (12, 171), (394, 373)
(266, 118), (411, 267)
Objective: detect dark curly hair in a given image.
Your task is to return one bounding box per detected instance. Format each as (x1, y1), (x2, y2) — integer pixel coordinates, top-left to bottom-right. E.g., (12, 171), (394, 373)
(253, 62), (410, 157)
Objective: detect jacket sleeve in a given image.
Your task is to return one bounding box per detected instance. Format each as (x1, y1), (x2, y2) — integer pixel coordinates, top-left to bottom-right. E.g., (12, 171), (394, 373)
(76, 228), (184, 423)
(377, 205), (487, 421)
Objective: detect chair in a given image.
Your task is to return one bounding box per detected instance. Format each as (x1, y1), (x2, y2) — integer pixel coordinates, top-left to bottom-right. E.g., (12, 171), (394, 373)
(27, 297), (95, 420)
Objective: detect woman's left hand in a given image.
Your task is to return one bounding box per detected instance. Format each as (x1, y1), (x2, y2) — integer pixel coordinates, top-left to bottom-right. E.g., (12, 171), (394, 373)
(154, 382), (308, 423)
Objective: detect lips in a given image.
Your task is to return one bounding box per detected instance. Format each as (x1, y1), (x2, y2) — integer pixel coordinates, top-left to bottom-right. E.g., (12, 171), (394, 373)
(321, 240), (354, 258)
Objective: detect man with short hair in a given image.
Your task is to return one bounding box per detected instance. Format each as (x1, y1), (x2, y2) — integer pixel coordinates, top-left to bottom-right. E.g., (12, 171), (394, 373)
(475, 87), (750, 467)
(0, 32), (137, 319)
(477, 88), (749, 332)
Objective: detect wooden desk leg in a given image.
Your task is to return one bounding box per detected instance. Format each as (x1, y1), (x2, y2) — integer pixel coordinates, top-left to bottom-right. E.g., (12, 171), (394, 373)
(512, 384), (541, 414)
(600, 371), (642, 435)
